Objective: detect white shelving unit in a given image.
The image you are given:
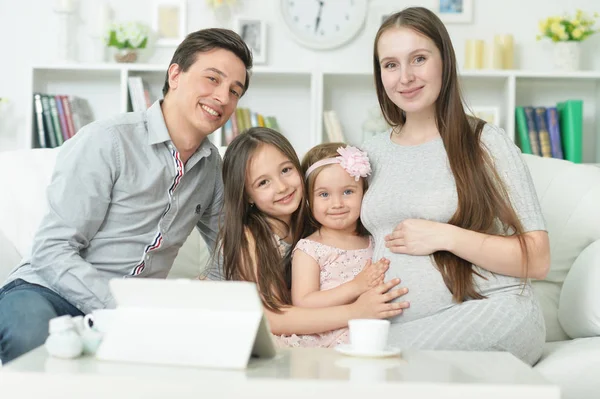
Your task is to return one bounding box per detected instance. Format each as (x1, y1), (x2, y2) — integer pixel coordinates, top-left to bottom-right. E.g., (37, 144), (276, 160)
(29, 65), (600, 162)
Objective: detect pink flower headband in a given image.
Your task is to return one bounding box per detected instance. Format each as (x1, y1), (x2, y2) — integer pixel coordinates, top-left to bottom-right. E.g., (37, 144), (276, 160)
(305, 146), (372, 182)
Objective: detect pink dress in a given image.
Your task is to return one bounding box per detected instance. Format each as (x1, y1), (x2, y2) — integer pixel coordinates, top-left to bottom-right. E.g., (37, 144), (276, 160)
(274, 237), (373, 348)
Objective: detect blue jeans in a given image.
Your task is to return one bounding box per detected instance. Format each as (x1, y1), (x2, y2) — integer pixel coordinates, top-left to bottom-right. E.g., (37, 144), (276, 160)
(0, 279), (83, 364)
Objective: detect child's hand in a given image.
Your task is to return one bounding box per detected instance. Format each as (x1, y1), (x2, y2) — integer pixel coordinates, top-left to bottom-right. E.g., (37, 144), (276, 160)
(353, 258), (390, 295)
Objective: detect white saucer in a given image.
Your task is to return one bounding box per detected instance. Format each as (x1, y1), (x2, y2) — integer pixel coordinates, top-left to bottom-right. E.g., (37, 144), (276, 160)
(334, 344), (402, 358)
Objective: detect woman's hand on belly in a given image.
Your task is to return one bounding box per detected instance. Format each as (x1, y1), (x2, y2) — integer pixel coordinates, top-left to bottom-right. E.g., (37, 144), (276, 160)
(385, 219), (452, 256)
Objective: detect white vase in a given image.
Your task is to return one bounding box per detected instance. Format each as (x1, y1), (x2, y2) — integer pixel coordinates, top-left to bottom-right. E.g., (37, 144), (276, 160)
(553, 41), (581, 72)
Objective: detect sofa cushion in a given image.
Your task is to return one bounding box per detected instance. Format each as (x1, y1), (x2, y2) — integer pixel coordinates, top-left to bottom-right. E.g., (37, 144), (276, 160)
(168, 228), (211, 279)
(0, 148), (58, 257)
(524, 155), (600, 341)
(532, 281), (569, 342)
(558, 239), (600, 338)
(0, 228), (21, 282)
(535, 338), (600, 399)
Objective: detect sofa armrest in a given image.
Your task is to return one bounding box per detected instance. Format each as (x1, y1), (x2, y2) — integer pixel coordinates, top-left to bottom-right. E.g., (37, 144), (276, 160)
(558, 239), (600, 338)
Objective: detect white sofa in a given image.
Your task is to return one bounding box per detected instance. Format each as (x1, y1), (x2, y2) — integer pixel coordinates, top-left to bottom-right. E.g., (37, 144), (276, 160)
(1, 148), (599, 398)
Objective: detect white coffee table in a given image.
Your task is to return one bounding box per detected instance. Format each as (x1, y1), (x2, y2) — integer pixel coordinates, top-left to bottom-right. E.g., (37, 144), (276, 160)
(0, 347), (559, 398)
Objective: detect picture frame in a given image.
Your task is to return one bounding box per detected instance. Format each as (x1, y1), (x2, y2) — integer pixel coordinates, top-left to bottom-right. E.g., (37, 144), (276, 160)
(152, 0), (187, 47)
(234, 17), (267, 64)
(437, 0), (473, 24)
(469, 106), (501, 126)
(369, 3), (400, 30)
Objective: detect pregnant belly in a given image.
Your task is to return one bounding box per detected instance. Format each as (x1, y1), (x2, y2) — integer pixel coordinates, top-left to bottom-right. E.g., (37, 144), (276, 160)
(385, 254), (455, 323)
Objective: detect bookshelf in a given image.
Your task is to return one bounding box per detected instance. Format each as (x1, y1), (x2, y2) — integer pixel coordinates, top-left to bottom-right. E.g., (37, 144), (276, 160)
(29, 65), (600, 162)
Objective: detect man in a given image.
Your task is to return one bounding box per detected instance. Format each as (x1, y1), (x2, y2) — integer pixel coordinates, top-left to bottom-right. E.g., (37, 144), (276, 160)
(0, 28), (252, 364)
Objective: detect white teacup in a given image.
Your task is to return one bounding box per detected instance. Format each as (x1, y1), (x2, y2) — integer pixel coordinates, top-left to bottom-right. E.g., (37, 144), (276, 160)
(348, 319), (390, 353)
(83, 309), (116, 334)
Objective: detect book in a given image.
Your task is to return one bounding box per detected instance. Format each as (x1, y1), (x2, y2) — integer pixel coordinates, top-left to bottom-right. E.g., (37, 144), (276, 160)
(54, 95), (70, 142)
(230, 109), (239, 138)
(250, 112), (258, 128)
(523, 107), (541, 156)
(257, 113), (265, 127)
(33, 93), (47, 148)
(264, 116), (280, 132)
(233, 108), (247, 137)
(40, 94), (58, 148)
(240, 108), (252, 133)
(534, 107), (552, 158)
(557, 100), (583, 163)
(127, 76), (146, 112)
(545, 107), (563, 159)
(48, 96), (64, 146)
(68, 96), (94, 133)
(323, 111), (336, 142)
(222, 118), (234, 145)
(514, 107), (532, 154)
(60, 95), (76, 139)
(325, 110), (346, 143)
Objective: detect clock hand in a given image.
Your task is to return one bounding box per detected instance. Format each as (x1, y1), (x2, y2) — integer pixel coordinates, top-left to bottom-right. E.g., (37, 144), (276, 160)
(315, 0), (324, 33)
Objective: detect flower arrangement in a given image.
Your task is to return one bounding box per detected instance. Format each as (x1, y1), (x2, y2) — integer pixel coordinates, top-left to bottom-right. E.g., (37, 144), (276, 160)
(537, 10), (600, 42)
(105, 22), (149, 50)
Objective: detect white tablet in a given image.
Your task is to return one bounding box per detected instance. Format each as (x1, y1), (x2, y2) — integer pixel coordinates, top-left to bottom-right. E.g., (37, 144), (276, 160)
(96, 278), (277, 369)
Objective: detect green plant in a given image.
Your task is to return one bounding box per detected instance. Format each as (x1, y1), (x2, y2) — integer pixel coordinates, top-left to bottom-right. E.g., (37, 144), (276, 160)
(537, 10), (600, 42)
(105, 22), (149, 50)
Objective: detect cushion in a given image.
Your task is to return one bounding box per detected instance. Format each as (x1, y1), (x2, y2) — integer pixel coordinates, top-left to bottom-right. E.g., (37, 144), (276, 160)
(533, 281), (569, 342)
(524, 155), (600, 341)
(0, 148), (59, 256)
(535, 338), (600, 399)
(558, 239), (600, 338)
(0, 228), (21, 282)
(168, 228), (211, 279)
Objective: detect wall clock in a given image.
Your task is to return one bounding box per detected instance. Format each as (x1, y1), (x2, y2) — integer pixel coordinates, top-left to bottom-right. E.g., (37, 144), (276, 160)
(279, 0), (368, 50)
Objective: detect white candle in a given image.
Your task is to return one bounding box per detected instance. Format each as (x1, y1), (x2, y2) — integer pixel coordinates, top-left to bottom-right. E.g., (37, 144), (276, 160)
(484, 40), (504, 70)
(464, 39), (484, 69)
(54, 0), (75, 13)
(93, 2), (111, 36)
(495, 34), (514, 69)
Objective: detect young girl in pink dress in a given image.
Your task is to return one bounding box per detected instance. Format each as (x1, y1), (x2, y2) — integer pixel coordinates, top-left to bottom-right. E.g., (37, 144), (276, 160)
(275, 142), (391, 348)
(214, 129), (409, 340)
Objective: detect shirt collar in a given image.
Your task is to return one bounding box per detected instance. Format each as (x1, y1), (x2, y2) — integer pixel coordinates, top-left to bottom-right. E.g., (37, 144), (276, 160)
(146, 100), (171, 146)
(146, 99), (218, 160)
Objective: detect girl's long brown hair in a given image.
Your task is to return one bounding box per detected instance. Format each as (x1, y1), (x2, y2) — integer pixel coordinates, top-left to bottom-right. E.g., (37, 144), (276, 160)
(373, 7), (528, 303)
(218, 127), (308, 312)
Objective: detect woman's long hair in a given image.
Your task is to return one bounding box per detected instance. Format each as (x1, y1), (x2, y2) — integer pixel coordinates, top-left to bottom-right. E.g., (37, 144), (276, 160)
(373, 7), (528, 302)
(218, 127), (308, 312)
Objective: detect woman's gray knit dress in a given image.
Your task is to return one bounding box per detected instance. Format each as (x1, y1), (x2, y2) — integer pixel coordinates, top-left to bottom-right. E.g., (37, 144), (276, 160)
(360, 124), (546, 365)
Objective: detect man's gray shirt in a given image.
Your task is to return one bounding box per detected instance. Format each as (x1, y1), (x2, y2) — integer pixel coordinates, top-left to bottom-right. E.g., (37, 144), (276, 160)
(5, 100), (223, 314)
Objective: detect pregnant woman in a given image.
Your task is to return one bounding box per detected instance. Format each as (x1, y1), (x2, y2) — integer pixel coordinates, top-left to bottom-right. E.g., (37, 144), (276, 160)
(361, 7), (550, 365)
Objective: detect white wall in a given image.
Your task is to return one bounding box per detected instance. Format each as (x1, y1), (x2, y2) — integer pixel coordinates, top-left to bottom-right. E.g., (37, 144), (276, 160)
(1, 0), (599, 150)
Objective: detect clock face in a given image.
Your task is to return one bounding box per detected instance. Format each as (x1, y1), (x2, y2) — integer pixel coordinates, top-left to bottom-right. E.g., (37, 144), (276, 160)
(280, 0), (368, 50)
